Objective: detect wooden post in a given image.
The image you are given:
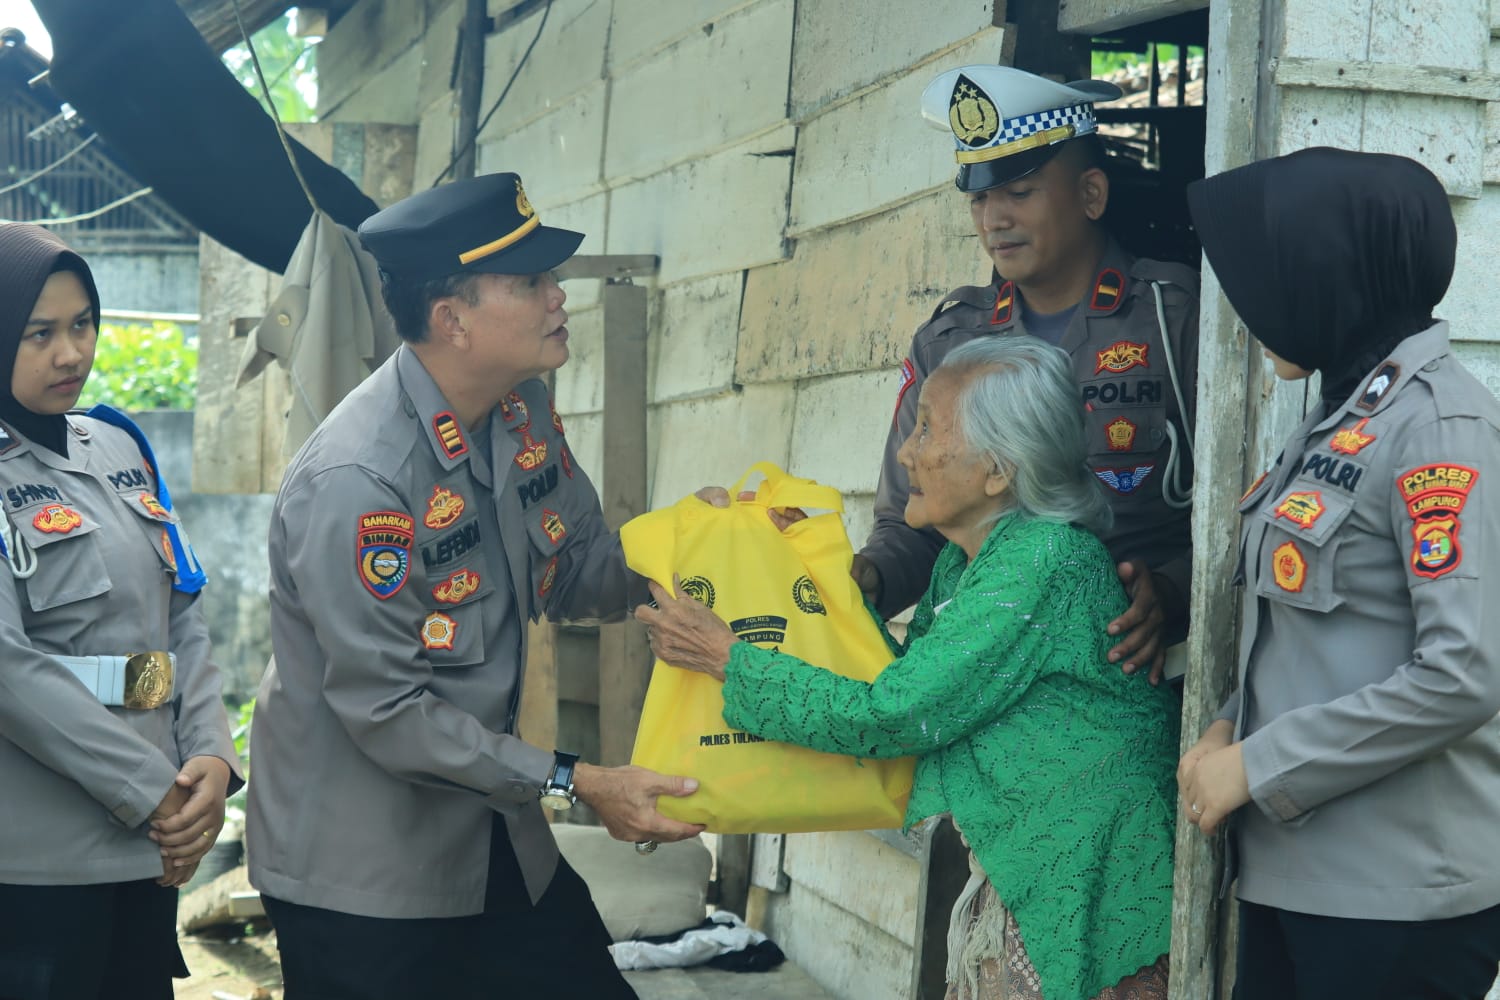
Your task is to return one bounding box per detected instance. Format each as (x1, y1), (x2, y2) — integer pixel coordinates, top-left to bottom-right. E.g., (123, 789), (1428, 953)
(911, 818), (970, 1000)
(519, 619), (559, 785)
(1168, 0), (1275, 995)
(452, 0), (485, 181)
(597, 279), (651, 766)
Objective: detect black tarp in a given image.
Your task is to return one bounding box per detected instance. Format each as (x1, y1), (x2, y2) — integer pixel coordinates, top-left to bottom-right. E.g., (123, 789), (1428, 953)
(32, 0), (378, 274)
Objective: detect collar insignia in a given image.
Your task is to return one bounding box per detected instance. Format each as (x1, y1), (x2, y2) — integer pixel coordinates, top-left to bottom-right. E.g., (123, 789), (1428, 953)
(1090, 268), (1125, 312)
(992, 281), (1014, 325)
(433, 411), (468, 460)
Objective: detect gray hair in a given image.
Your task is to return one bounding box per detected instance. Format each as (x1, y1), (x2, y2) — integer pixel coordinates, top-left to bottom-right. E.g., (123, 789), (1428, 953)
(936, 336), (1112, 534)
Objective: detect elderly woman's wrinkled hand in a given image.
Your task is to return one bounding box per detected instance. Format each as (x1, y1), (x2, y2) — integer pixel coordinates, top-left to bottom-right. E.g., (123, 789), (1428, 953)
(635, 577), (738, 681)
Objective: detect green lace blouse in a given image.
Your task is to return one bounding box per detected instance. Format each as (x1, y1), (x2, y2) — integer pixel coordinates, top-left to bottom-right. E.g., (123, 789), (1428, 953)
(721, 513), (1179, 999)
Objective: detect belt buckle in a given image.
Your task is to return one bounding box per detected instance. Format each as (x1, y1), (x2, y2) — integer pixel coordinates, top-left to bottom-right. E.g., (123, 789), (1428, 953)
(123, 651), (174, 710)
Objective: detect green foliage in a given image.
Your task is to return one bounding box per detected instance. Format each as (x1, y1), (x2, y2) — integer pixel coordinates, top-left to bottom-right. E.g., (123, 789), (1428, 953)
(75, 321), (198, 412)
(1091, 44), (1203, 78)
(222, 10), (318, 122)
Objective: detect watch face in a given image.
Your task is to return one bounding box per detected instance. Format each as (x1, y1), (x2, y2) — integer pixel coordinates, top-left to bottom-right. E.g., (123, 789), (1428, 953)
(540, 790), (574, 811)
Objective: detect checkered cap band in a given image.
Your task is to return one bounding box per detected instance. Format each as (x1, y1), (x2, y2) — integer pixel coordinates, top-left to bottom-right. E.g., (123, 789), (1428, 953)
(984, 103), (1096, 149)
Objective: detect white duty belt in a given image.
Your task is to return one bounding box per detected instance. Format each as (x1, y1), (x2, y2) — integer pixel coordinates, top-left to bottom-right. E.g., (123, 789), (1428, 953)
(52, 652), (176, 709)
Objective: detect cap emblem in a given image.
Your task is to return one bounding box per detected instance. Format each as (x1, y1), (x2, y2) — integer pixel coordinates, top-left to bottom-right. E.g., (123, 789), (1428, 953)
(949, 74), (1000, 148)
(516, 178), (535, 219)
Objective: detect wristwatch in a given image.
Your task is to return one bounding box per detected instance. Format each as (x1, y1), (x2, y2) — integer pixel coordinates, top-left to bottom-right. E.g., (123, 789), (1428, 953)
(539, 750), (580, 811)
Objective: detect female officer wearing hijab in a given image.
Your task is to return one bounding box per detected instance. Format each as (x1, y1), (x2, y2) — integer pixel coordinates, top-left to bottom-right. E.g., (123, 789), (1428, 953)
(0, 223), (242, 1000)
(1178, 148), (1500, 999)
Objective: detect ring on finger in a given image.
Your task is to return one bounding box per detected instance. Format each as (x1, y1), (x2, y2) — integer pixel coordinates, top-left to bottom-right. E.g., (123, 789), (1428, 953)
(1190, 802), (1202, 815)
(635, 840), (658, 855)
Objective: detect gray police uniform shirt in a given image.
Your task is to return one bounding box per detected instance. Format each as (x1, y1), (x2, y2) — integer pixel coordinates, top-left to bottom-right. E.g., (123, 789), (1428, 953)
(1224, 322), (1500, 920)
(0, 415), (241, 884)
(863, 239), (1199, 617)
(246, 346), (638, 919)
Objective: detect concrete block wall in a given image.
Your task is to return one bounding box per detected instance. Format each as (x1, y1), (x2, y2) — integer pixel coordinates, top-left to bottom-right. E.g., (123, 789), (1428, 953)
(315, 2), (1010, 995)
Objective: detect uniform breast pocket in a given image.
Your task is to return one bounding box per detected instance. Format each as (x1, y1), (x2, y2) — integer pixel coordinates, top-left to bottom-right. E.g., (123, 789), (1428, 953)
(524, 506), (571, 613)
(118, 491), (182, 577)
(1254, 485), (1356, 613)
(421, 566), (495, 668)
(10, 508), (111, 612)
(1086, 406), (1167, 459)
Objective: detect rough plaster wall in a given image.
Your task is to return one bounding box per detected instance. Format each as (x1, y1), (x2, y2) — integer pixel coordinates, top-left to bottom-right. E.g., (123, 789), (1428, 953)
(313, 2), (1018, 994)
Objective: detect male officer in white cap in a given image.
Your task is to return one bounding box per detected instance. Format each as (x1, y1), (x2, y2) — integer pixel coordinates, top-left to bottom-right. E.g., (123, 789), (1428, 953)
(245, 172), (702, 999)
(854, 66), (1200, 682)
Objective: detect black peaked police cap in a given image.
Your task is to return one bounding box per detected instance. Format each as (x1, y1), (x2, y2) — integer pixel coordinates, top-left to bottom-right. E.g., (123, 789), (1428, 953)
(358, 172), (584, 283)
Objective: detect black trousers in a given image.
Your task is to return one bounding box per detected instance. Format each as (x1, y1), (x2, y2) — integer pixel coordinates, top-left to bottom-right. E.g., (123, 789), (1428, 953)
(1234, 899), (1500, 1000)
(264, 818), (636, 1000)
(0, 879), (186, 1000)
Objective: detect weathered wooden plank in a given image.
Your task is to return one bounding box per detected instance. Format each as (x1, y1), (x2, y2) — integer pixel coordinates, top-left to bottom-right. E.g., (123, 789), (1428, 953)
(1367, 0), (1488, 70)
(1167, 0), (1270, 994)
(323, 45), (425, 125)
(738, 191), (983, 384)
(178, 864), (263, 933)
(554, 305), (605, 416)
(605, 0), (793, 182)
(1055, 0), (1206, 35)
(789, 29), (1005, 237)
(749, 833), (789, 892)
(476, 83), (609, 206)
(761, 884), (914, 1000)
(780, 831), (921, 947)
(477, 0), (610, 137)
(518, 619), (559, 757)
(788, 371), (899, 495)
(1444, 196), (1500, 344)
(790, 0), (999, 120)
(605, 126), (795, 286)
(649, 385), (797, 509)
(319, 0), (428, 119)
(910, 817), (968, 1000)
(598, 282), (652, 767)
(650, 273), (743, 405)
(1272, 55), (1500, 102)
(606, 0), (759, 73)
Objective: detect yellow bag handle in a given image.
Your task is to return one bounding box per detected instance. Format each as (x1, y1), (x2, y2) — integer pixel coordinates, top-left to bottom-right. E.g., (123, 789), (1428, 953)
(729, 462), (843, 515)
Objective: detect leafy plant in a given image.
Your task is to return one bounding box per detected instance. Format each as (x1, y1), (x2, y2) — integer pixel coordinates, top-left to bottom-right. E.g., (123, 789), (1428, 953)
(75, 321), (198, 412)
(222, 10), (318, 122)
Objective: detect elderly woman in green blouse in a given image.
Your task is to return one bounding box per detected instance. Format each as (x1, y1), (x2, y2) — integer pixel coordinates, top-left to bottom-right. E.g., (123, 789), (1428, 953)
(637, 336), (1178, 1000)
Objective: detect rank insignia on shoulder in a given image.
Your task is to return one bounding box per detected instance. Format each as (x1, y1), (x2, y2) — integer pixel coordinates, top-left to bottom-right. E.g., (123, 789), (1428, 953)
(1274, 490), (1325, 529)
(1095, 341), (1149, 375)
(1329, 418), (1376, 456)
(1356, 363), (1400, 411)
(432, 411), (468, 460)
(1094, 464), (1155, 495)
(424, 486), (466, 529)
(433, 569), (482, 604)
(1090, 268), (1125, 312)
(538, 556), (558, 597)
(357, 510), (414, 600)
(550, 399), (565, 435)
(541, 509), (567, 544)
(138, 493), (170, 520)
(421, 611), (457, 650)
(991, 281), (1014, 325)
(1272, 541), (1307, 592)
(1105, 416), (1138, 451)
(894, 358), (916, 419)
(33, 504), (83, 534)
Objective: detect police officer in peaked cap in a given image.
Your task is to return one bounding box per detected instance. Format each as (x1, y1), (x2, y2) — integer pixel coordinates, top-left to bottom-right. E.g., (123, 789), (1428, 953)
(245, 172), (703, 999)
(854, 65), (1202, 685)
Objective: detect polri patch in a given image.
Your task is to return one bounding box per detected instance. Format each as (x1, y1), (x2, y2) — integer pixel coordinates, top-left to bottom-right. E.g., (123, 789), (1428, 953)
(424, 485), (466, 529)
(506, 393), (531, 429)
(33, 504), (83, 534)
(357, 510), (414, 600)
(421, 611), (457, 650)
(1356, 363), (1400, 411)
(1274, 490), (1325, 529)
(541, 509), (566, 544)
(1329, 418), (1376, 456)
(433, 569), (482, 605)
(432, 411), (468, 460)
(1094, 464), (1155, 495)
(1272, 541), (1307, 592)
(1096, 341), (1149, 375)
(1089, 268), (1125, 312)
(1105, 416), (1138, 452)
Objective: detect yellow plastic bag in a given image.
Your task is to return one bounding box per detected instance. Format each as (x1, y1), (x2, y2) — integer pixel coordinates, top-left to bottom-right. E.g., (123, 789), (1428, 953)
(623, 462), (914, 834)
